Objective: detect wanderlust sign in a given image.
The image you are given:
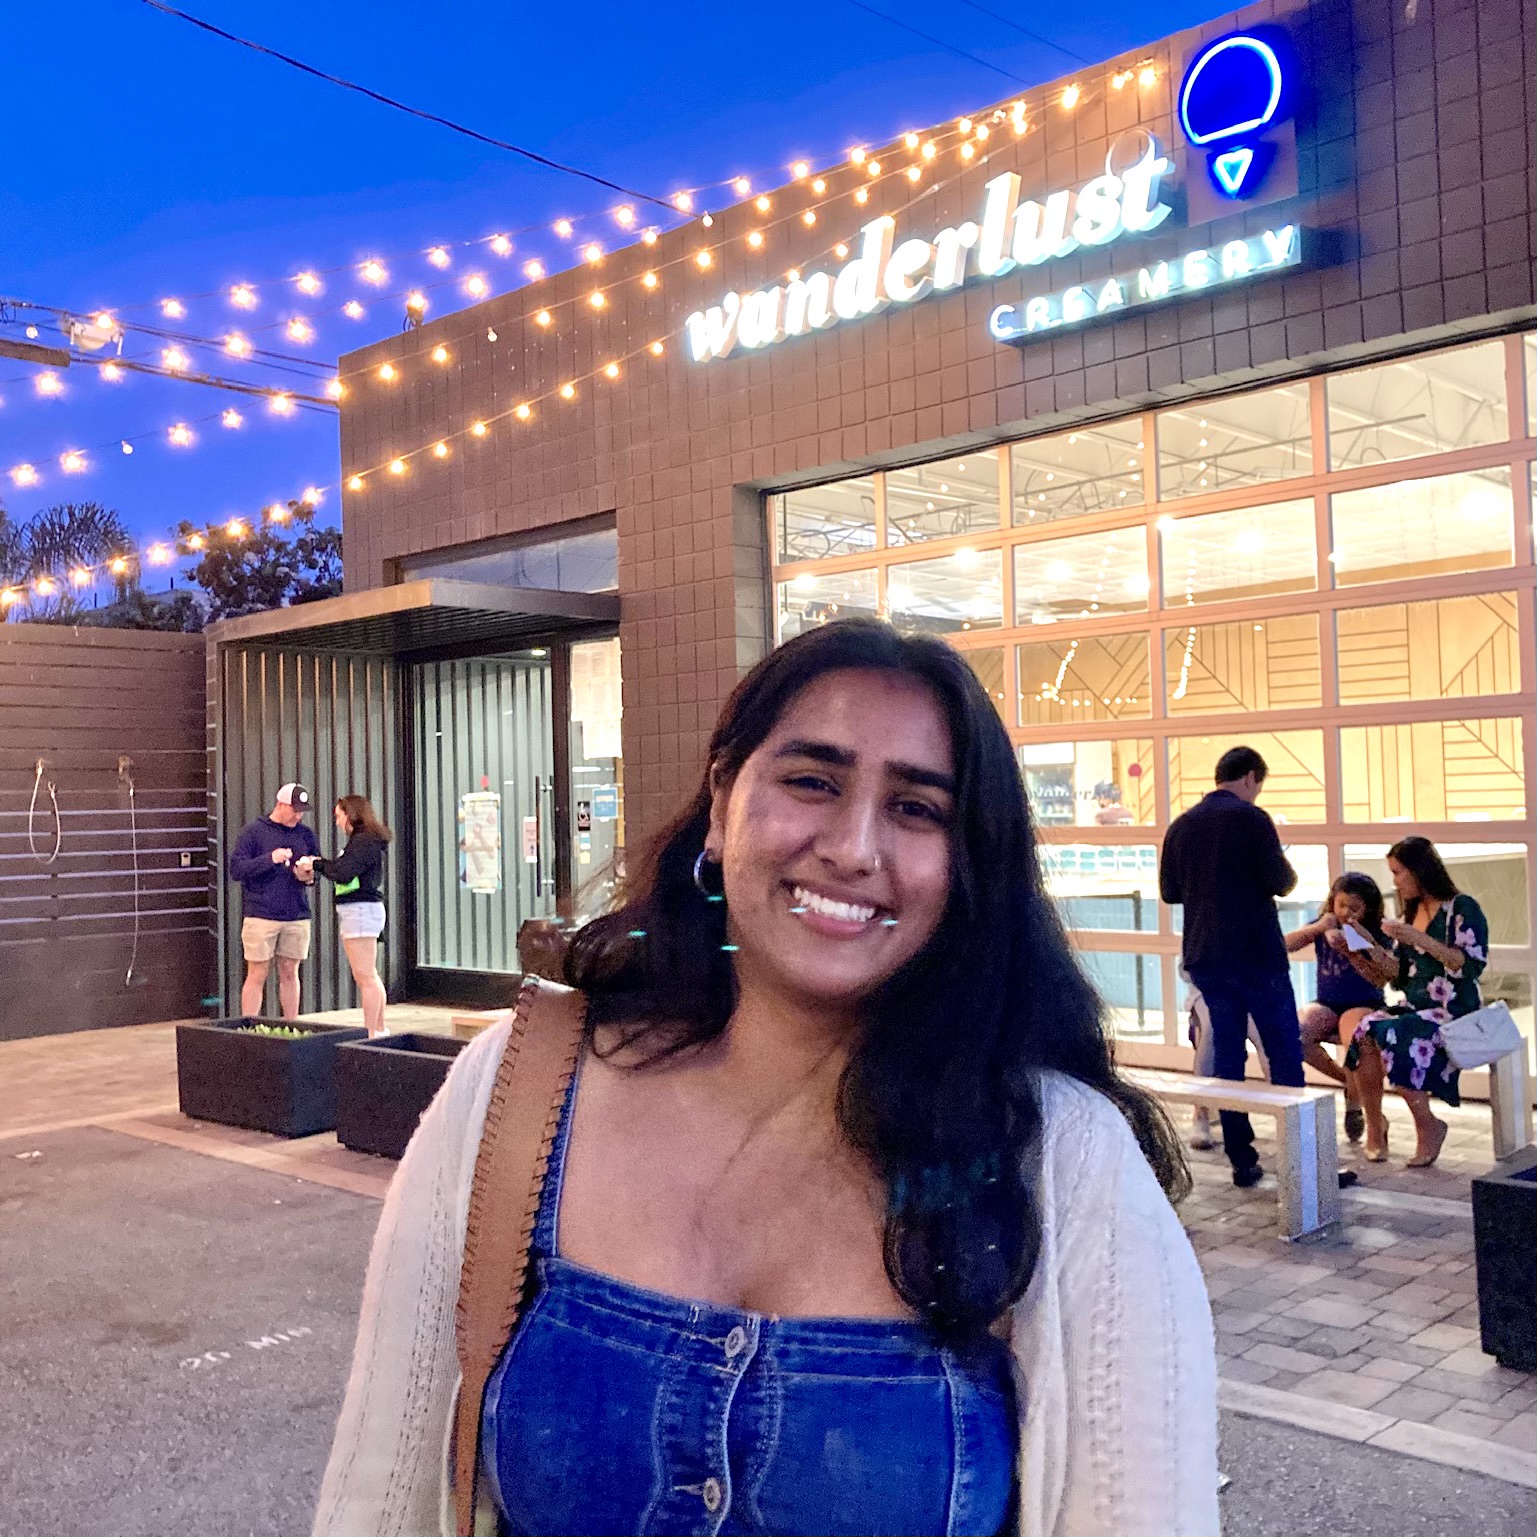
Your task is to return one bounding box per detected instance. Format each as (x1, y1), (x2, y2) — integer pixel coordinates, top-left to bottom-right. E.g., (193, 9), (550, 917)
(684, 135), (1301, 362)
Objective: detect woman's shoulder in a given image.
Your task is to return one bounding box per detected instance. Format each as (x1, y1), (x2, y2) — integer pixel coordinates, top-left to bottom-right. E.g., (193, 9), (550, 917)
(1034, 1071), (1149, 1173)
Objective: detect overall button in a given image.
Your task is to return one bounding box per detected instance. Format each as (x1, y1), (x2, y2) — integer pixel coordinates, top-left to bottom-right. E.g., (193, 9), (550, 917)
(701, 1477), (723, 1513)
(723, 1325), (747, 1360)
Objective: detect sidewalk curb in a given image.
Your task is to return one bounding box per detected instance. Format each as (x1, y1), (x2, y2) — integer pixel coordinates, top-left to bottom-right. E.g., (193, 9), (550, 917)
(1220, 1379), (1537, 1490)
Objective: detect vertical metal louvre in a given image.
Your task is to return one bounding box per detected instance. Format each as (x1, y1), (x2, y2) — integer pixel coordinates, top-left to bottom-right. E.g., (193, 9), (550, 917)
(216, 644), (401, 1014)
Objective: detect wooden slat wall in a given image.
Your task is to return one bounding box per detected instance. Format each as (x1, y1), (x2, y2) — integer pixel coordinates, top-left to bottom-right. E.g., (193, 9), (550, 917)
(0, 625), (212, 1040)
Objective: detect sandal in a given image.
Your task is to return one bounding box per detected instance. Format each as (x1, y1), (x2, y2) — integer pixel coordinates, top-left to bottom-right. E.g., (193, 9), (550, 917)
(1407, 1118), (1449, 1169)
(1364, 1116), (1389, 1163)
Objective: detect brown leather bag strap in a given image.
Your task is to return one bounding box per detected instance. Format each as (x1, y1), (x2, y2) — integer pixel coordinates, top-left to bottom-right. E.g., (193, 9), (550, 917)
(453, 977), (585, 1537)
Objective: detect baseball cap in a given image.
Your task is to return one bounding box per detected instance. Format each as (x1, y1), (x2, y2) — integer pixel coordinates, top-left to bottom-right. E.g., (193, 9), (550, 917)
(276, 782), (311, 812)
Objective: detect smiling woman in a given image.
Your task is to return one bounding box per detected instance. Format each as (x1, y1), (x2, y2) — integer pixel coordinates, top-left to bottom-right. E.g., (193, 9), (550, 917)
(315, 618), (1218, 1537)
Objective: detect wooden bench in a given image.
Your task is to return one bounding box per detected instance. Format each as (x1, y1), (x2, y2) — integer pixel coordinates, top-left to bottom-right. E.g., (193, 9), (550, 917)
(1488, 1046), (1534, 1160)
(1127, 1070), (1340, 1239)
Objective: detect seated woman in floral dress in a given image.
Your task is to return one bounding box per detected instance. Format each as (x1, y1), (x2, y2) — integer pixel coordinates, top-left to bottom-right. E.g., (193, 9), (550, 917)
(1347, 836), (1489, 1169)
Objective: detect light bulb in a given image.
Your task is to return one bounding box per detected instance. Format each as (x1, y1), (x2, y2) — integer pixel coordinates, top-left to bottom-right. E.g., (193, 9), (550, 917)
(553, 218), (574, 238)
(867, 159), (881, 175)
(35, 372), (62, 396)
(535, 309), (552, 326)
(326, 378), (345, 399)
(168, 423), (194, 445)
(297, 271), (322, 295)
(9, 464), (38, 487)
(431, 344), (449, 363)
(101, 362), (123, 382)
(958, 117), (973, 133)
(614, 205), (635, 227)
(1062, 84), (1081, 108)
(360, 259), (388, 285)
(696, 250), (713, 267)
(974, 125), (988, 142)
(348, 475), (364, 491)
(850, 147), (866, 165)
(405, 290), (428, 315)
(523, 259), (544, 280)
(802, 210), (816, 226)
(378, 362), (397, 382)
(432, 441), (449, 459)
(603, 362), (620, 379)
(188, 532), (205, 550)
(121, 441), (134, 454)
(1139, 65), (1156, 86)
(642, 229), (659, 246)
(35, 576), (57, 595)
(906, 166), (921, 183)
(589, 290), (606, 307)
(582, 243), (603, 264)
(427, 246), (450, 268)
(747, 230), (763, 248)
(961, 143), (976, 161)
(230, 284), (257, 309)
(71, 568), (92, 587)
(732, 176), (751, 196)
(672, 192), (693, 212)
(227, 519), (246, 538)
(922, 141), (937, 160)
(464, 274), (488, 298)
(811, 177), (826, 195)
(161, 298), (185, 318)
(854, 187), (869, 204)
(834, 243), (849, 259)
(388, 458), (406, 475)
(286, 317), (314, 343)
(148, 543), (172, 565)
(514, 404), (531, 421)
(471, 419), (489, 435)
(225, 333), (251, 357)
(649, 340), (664, 356)
(755, 195), (771, 213)
(491, 233), (513, 255)
(642, 271), (658, 289)
(343, 300), (365, 319)
(269, 394), (294, 416)
(110, 556), (130, 576)
(904, 132), (919, 149)
(560, 382), (575, 400)
(161, 347), (189, 372)
(221, 408), (243, 428)
(792, 161), (809, 179)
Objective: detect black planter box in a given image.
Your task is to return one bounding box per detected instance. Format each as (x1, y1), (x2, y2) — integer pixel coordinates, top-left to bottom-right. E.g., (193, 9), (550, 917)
(335, 1033), (468, 1160)
(1471, 1145), (1537, 1372)
(176, 1018), (369, 1138)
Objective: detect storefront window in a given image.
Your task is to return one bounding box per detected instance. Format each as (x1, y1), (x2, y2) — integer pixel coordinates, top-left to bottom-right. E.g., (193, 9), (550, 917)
(1344, 843), (1531, 948)
(1525, 333), (1535, 436)
(1159, 498), (1317, 606)
(777, 567), (878, 639)
(1164, 614), (1321, 716)
(399, 525), (617, 591)
(888, 547), (1003, 633)
(773, 477), (877, 563)
(1075, 948), (1164, 1039)
(1331, 468), (1513, 587)
(1327, 340), (1509, 470)
(960, 646), (1009, 722)
(1013, 524), (1149, 623)
(1041, 844), (1159, 931)
(1157, 383), (1311, 500)
(1010, 419), (1143, 526)
(1340, 717), (1526, 823)
(1168, 730), (1326, 824)
(1017, 633), (1151, 726)
(886, 451), (1001, 546)
(1018, 739), (1157, 827)
(1337, 592), (1523, 704)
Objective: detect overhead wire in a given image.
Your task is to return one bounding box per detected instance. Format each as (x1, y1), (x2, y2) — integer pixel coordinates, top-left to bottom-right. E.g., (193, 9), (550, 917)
(135, 0), (678, 211)
(839, 0), (1032, 84)
(946, 0), (1090, 63)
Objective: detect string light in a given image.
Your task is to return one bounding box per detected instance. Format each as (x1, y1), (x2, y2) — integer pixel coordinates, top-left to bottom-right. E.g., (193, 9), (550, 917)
(405, 290), (428, 319)
(360, 259), (388, 285)
(168, 423), (194, 446)
(296, 271), (323, 295)
(559, 382), (575, 399)
(344, 300), (365, 319)
(589, 290), (606, 308)
(904, 132), (920, 149)
(850, 148), (866, 165)
(221, 407), (243, 428)
(922, 141), (937, 160)
(811, 178), (826, 195)
(1139, 64), (1156, 86)
(490, 233), (513, 255)
(161, 298), (185, 318)
(554, 218), (574, 237)
(649, 340), (664, 356)
(121, 441), (134, 455)
(267, 503), (288, 522)
(614, 206), (636, 228)
(672, 192), (693, 212)
(35, 576), (57, 596)
(109, 556), (130, 576)
(427, 246), (451, 268)
(960, 143), (976, 161)
(35, 372), (63, 397)
(696, 249), (713, 267)
(755, 195), (771, 213)
(1, 589), (20, 607)
(378, 362), (397, 382)
(225, 333), (251, 357)
(269, 393), (295, 416)
(834, 242), (849, 259)
(641, 229), (659, 246)
(732, 177), (751, 196)
(514, 404), (531, 421)
(524, 259), (545, 280)
(148, 543), (172, 564)
(802, 210), (817, 226)
(792, 161), (809, 179)
(603, 361), (620, 379)
(9, 464), (38, 487)
(1062, 84), (1081, 108)
(535, 309), (552, 326)
(188, 532), (206, 550)
(642, 271), (658, 289)
(906, 166), (921, 183)
(866, 159), (881, 175)
(471, 419), (488, 435)
(348, 474), (365, 490)
(227, 519), (246, 538)
(230, 284), (257, 309)
(959, 117), (973, 133)
(70, 567), (91, 588)
(101, 362), (124, 382)
(388, 458), (406, 475)
(301, 485), (322, 506)
(431, 344), (449, 364)
(162, 347), (189, 372)
(747, 230), (764, 248)
(855, 187), (869, 204)
(582, 243), (603, 264)
(326, 378), (345, 399)
(463, 273), (489, 298)
(974, 126), (988, 142)
(286, 317), (313, 343)
(60, 452), (86, 474)
(432, 441), (449, 458)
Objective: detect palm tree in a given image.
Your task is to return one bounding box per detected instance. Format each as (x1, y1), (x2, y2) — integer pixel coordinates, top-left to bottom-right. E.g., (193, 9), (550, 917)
(1, 501), (134, 621)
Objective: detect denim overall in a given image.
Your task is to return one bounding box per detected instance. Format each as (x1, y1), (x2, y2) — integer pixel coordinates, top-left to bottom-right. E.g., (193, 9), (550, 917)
(481, 1061), (1019, 1536)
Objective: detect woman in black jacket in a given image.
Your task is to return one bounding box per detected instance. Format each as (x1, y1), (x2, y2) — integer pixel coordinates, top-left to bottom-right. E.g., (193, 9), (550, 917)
(299, 795), (392, 1036)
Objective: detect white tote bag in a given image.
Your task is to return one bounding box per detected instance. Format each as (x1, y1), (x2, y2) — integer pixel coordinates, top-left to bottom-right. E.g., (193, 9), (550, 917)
(1440, 1000), (1525, 1071)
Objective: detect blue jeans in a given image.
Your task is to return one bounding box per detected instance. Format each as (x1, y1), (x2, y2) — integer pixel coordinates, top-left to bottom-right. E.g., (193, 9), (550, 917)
(1186, 966), (1304, 1172)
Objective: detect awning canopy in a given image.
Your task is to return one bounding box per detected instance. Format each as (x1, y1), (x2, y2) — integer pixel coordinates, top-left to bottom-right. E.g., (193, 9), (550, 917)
(206, 578), (619, 656)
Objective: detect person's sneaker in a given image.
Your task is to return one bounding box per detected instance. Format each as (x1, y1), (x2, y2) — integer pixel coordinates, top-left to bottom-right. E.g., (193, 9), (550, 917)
(1188, 1110), (1216, 1151)
(1344, 1105), (1365, 1143)
(1232, 1164), (1265, 1189)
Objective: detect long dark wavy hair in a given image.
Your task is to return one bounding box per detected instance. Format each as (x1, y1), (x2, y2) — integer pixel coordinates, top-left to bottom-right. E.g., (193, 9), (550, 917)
(565, 619), (1187, 1342)
(1387, 835), (1457, 922)
(1319, 871), (1387, 942)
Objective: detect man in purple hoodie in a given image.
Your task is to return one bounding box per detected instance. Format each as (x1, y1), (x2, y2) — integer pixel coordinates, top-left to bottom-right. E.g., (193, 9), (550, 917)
(229, 783), (320, 1018)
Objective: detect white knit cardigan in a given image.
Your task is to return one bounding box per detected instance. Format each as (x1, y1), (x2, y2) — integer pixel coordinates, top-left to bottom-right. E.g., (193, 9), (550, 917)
(313, 1018), (1220, 1537)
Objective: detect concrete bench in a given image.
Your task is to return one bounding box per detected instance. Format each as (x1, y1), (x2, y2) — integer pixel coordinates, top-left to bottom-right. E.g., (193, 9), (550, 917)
(1127, 1070), (1340, 1240)
(1488, 1046), (1534, 1160)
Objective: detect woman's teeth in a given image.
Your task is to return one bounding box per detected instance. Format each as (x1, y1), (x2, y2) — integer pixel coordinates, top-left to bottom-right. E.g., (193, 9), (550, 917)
(791, 886), (877, 923)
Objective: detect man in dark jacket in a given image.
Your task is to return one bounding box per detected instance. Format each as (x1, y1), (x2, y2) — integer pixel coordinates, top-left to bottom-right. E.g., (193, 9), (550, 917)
(229, 783), (320, 1018)
(1159, 746), (1303, 1185)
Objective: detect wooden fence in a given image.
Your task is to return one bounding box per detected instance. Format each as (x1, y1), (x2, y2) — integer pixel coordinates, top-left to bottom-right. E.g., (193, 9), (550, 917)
(0, 625), (212, 1040)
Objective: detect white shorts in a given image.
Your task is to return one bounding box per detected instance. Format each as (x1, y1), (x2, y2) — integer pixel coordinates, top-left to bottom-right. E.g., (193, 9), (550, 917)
(337, 902), (386, 941)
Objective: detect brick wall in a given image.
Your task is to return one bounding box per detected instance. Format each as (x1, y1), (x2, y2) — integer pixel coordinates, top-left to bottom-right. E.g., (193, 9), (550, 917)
(338, 0), (1537, 845)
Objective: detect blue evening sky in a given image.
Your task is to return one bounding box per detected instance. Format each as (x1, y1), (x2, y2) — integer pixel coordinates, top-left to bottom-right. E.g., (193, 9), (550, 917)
(1, 0), (1219, 557)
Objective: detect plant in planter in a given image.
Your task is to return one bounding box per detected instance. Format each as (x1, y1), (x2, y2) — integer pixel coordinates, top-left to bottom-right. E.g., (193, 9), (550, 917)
(335, 1033), (469, 1159)
(176, 1017), (369, 1138)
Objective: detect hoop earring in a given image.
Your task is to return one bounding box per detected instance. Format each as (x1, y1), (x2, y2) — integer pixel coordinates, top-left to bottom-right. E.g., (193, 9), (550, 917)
(692, 849), (724, 902)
